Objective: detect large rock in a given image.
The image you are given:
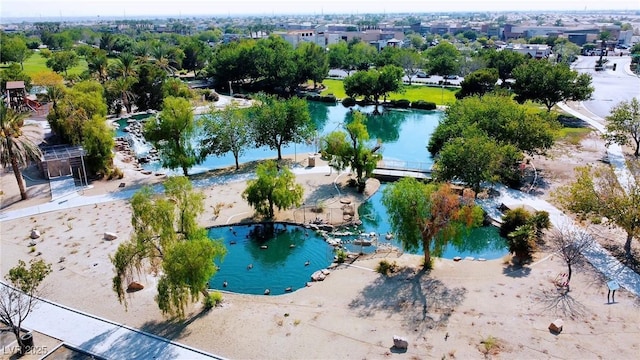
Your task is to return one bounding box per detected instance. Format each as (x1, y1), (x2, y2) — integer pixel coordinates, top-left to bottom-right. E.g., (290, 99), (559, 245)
(311, 270), (327, 282)
(127, 282), (144, 292)
(549, 319), (564, 334)
(104, 232), (118, 241)
(30, 229), (40, 239)
(393, 335), (409, 350)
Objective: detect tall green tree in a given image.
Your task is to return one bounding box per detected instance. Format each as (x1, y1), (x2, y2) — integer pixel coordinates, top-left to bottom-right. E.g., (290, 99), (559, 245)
(0, 36), (32, 70)
(0, 259), (52, 353)
(242, 160), (304, 219)
(144, 96), (199, 176)
(320, 111), (382, 192)
(428, 94), (558, 157)
(435, 127), (521, 194)
(424, 42), (461, 76)
(0, 103), (43, 200)
(200, 104), (253, 170)
(111, 176), (226, 318)
(132, 63), (167, 111)
(294, 42), (329, 88)
(483, 49), (526, 85)
(555, 165), (640, 259)
(251, 95), (314, 160)
(344, 65), (404, 113)
(251, 35), (298, 92)
(45, 50), (79, 77)
(603, 97), (640, 157)
(382, 179), (483, 267)
(512, 61), (593, 112)
(82, 116), (115, 176)
(455, 68), (499, 99)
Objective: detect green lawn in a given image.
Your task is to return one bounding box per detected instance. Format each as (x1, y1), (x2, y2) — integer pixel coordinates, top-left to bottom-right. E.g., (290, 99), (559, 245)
(319, 78), (458, 105)
(19, 52), (89, 77)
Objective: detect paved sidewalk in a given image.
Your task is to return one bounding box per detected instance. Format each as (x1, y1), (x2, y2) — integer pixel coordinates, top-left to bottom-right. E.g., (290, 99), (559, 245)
(1, 283), (225, 360)
(477, 184), (640, 297)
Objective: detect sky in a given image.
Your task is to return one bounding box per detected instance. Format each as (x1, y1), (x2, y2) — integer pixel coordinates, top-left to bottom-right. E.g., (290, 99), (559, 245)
(1, 0), (636, 19)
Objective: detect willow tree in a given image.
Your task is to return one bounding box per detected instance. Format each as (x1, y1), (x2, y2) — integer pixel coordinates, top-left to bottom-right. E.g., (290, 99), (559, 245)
(382, 178), (483, 268)
(320, 111), (381, 192)
(0, 102), (43, 200)
(242, 160), (303, 219)
(555, 165), (640, 259)
(111, 176), (226, 318)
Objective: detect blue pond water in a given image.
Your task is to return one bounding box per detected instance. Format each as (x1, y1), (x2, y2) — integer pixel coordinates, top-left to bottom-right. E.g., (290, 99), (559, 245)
(116, 102), (442, 174)
(208, 223), (334, 295)
(118, 103), (508, 294)
(353, 184), (508, 260)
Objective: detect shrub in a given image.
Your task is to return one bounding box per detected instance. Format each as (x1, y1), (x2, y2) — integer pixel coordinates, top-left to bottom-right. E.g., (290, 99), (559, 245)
(203, 291), (223, 309)
(411, 100), (437, 110)
(387, 99), (410, 109)
(375, 259), (398, 275)
(335, 249), (347, 263)
(342, 97), (356, 107)
(319, 94), (337, 103)
(500, 207), (531, 238)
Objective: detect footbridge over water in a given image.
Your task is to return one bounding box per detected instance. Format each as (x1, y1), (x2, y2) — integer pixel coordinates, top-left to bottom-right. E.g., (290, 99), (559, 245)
(372, 160), (433, 181)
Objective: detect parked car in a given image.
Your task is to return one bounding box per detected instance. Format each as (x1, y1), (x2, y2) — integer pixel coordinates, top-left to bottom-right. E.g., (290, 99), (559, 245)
(443, 75), (458, 80)
(416, 71), (429, 78)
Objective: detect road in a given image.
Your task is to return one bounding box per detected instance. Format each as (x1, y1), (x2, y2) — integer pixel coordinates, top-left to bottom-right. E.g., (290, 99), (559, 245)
(571, 55), (640, 118)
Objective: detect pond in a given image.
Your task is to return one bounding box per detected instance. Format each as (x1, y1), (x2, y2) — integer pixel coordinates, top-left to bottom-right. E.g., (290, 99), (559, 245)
(207, 223), (334, 295)
(353, 183), (508, 260)
(116, 102), (442, 174)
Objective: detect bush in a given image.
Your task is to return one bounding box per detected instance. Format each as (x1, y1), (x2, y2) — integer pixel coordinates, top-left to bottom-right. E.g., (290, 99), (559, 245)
(319, 94), (337, 103)
(411, 100), (437, 110)
(386, 99), (410, 109)
(342, 97), (356, 107)
(335, 249), (347, 263)
(203, 291), (223, 309)
(375, 260), (398, 275)
(500, 207), (531, 238)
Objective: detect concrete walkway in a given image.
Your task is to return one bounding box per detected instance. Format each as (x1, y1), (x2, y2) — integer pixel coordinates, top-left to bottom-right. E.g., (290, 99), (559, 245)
(1, 283), (225, 359)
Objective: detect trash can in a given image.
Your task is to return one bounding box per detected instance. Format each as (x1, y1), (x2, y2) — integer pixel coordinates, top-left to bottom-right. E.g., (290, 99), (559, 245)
(308, 156), (316, 167)
(20, 332), (33, 354)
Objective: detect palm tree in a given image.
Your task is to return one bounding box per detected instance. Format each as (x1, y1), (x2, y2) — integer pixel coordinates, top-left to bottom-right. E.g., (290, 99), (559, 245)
(108, 77), (137, 114)
(0, 103), (43, 200)
(116, 52), (137, 79)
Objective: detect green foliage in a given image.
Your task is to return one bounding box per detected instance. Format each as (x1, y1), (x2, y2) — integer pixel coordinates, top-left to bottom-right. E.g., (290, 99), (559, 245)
(512, 61), (594, 112)
(204, 291), (223, 309)
(295, 42), (329, 87)
(144, 96), (199, 176)
(382, 179), (482, 267)
(162, 78), (193, 99)
(251, 94), (314, 160)
(500, 207), (532, 238)
(5, 259), (52, 293)
(500, 207), (550, 260)
(0, 63), (32, 92)
(342, 97), (356, 107)
(45, 50), (79, 76)
(424, 41), (461, 76)
(343, 65), (404, 112)
(375, 259), (398, 275)
(242, 160), (304, 219)
(321, 79), (457, 105)
(0, 35), (33, 69)
(200, 103), (253, 170)
(483, 48), (526, 83)
(411, 100), (436, 110)
(428, 94), (558, 158)
(455, 68), (498, 99)
(603, 97), (640, 157)
(82, 116), (115, 176)
(555, 165), (640, 258)
(335, 249), (347, 263)
(132, 63), (167, 111)
(320, 111), (382, 192)
(111, 176), (226, 318)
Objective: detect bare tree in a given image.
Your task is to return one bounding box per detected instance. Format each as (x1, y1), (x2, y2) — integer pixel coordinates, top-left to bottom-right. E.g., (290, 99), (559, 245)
(548, 226), (594, 291)
(0, 259), (52, 354)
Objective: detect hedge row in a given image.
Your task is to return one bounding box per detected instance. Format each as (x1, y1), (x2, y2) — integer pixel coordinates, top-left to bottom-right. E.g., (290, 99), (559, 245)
(340, 98), (436, 110)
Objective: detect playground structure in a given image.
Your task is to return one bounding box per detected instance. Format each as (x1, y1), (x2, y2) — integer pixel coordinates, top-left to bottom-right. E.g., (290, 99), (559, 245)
(5, 81), (46, 115)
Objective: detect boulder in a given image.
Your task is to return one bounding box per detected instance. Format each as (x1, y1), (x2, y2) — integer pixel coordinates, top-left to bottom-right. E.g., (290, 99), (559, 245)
(30, 229), (40, 239)
(127, 282), (144, 292)
(104, 232), (118, 241)
(549, 319), (563, 334)
(453, 256), (462, 262)
(393, 335), (409, 350)
(311, 270), (327, 282)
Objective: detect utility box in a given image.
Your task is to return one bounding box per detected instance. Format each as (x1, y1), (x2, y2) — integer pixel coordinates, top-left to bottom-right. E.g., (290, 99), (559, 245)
(308, 156), (316, 167)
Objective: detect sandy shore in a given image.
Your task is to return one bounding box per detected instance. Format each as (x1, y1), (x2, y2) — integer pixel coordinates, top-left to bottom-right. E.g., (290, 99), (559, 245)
(2, 135), (640, 359)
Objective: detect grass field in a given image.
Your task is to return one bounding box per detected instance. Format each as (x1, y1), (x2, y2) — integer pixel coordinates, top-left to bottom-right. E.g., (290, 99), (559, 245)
(9, 52), (89, 77)
(319, 78), (459, 105)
